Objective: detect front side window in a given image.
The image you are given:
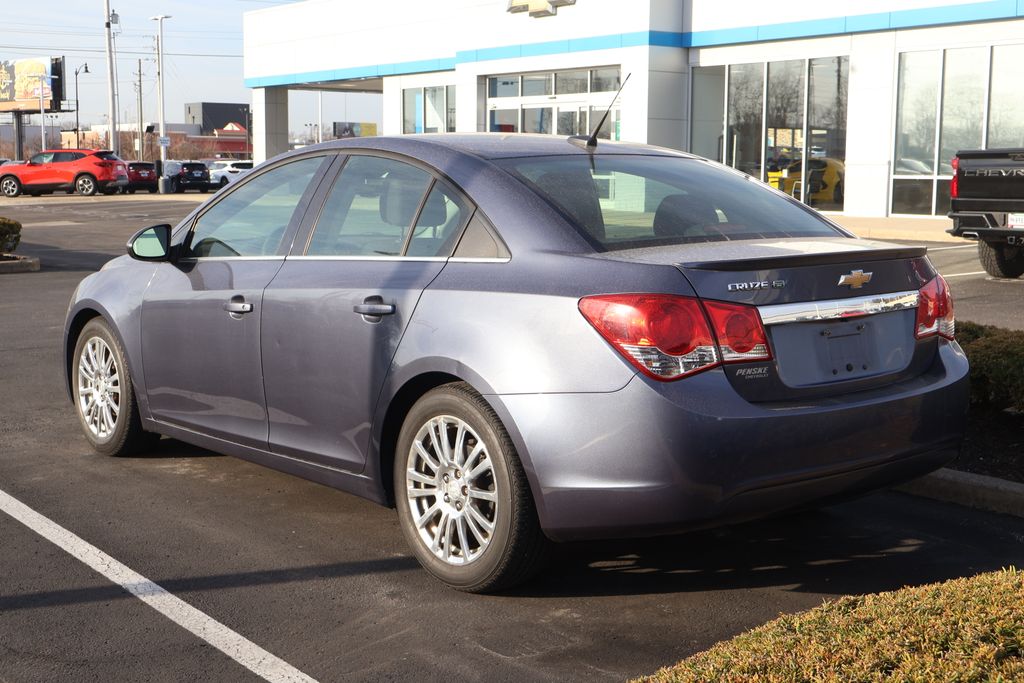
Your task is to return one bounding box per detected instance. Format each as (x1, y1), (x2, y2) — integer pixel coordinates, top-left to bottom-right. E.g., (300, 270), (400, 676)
(31, 152), (54, 164)
(306, 156), (432, 257)
(498, 155), (841, 250)
(187, 155), (326, 258)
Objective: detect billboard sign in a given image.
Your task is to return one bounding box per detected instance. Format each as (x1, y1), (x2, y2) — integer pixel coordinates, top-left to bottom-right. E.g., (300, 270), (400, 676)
(0, 57), (65, 113)
(333, 122), (378, 138)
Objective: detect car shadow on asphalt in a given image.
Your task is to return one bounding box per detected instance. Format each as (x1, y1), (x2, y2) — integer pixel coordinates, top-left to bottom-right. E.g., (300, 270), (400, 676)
(17, 241), (119, 273)
(511, 494), (1024, 599)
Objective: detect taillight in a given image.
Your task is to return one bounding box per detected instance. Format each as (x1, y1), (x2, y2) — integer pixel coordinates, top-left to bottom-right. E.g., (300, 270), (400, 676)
(915, 275), (955, 340)
(702, 301), (772, 362)
(578, 295), (719, 380)
(579, 294), (772, 380)
(950, 156), (959, 199)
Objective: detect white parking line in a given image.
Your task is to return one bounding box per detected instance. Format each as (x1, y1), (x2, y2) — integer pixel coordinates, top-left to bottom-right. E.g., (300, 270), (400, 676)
(0, 488), (317, 683)
(943, 271), (987, 278)
(927, 245), (975, 251)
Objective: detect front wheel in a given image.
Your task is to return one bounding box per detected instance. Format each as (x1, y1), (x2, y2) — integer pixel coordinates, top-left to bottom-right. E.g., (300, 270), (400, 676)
(0, 176), (21, 197)
(72, 318), (158, 456)
(75, 174), (98, 196)
(394, 383), (548, 593)
(978, 240), (1024, 278)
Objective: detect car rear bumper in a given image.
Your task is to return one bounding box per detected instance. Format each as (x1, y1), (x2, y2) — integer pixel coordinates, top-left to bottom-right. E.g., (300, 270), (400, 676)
(496, 341), (969, 542)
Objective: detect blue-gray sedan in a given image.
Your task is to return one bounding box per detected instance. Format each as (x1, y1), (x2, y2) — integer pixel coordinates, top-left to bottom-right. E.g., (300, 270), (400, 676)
(64, 135), (969, 592)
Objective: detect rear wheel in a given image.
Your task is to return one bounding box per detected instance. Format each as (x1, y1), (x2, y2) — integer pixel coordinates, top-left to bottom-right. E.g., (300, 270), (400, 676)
(1, 176), (21, 197)
(394, 382), (548, 593)
(72, 318), (158, 456)
(75, 174), (98, 196)
(978, 240), (1024, 279)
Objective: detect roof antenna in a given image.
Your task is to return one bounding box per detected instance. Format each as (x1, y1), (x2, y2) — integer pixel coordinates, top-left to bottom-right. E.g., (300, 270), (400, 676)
(568, 72), (630, 150)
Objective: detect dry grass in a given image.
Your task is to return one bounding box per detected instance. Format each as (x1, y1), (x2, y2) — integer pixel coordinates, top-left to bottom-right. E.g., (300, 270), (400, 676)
(639, 568), (1024, 682)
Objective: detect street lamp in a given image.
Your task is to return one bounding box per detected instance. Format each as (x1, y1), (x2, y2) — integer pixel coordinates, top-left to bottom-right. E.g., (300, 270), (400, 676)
(47, 114), (60, 149)
(74, 63), (89, 148)
(151, 14), (171, 192)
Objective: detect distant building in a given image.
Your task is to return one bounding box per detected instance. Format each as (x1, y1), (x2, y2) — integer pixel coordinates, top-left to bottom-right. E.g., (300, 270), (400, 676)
(185, 102), (250, 135)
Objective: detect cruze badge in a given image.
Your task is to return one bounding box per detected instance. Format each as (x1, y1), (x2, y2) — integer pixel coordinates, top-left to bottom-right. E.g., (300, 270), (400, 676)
(838, 269), (873, 288)
(727, 280), (786, 292)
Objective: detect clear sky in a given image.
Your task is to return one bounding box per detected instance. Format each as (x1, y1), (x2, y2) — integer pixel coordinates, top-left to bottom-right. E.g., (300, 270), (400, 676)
(1, 0), (381, 137)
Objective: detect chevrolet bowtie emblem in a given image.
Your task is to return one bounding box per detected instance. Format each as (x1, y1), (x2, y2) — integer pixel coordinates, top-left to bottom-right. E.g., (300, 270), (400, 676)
(838, 269), (873, 288)
(507, 0), (576, 17)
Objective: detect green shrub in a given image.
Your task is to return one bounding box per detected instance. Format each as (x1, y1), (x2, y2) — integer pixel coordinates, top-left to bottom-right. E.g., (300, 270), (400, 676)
(639, 568), (1024, 683)
(0, 216), (21, 253)
(957, 321), (1024, 412)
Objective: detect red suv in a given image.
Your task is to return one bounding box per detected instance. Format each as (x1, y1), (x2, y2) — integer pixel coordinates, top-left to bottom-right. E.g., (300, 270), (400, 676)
(0, 149), (129, 197)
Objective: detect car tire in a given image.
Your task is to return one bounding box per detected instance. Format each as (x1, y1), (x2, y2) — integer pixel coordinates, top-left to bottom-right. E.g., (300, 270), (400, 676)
(200, 188), (208, 193)
(978, 240), (1024, 279)
(219, 177), (228, 187)
(394, 382), (548, 593)
(148, 187), (157, 194)
(72, 318), (159, 457)
(1, 176), (22, 198)
(75, 174), (98, 196)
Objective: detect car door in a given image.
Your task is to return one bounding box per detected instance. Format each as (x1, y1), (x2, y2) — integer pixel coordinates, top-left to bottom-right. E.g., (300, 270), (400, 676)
(21, 152), (53, 186)
(51, 152), (82, 186)
(140, 154), (332, 448)
(261, 153), (472, 471)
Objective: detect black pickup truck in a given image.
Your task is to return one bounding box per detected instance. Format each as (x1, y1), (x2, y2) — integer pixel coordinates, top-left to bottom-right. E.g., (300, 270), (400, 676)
(948, 149), (1024, 278)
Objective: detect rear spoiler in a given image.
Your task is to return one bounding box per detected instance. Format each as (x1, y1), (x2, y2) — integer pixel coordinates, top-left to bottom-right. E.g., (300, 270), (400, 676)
(681, 246), (927, 271)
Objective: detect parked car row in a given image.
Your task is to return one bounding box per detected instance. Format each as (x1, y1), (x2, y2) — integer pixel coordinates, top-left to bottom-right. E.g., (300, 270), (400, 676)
(0, 151), (253, 198)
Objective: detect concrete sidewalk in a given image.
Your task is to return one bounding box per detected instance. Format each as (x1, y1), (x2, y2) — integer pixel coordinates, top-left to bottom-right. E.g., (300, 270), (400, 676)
(831, 214), (962, 244)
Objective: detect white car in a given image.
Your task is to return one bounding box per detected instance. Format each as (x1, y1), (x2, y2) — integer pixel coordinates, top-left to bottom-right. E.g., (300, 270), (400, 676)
(207, 160), (253, 186)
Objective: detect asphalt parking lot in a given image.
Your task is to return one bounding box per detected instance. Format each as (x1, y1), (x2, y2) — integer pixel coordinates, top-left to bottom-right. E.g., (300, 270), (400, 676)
(2, 194), (1024, 682)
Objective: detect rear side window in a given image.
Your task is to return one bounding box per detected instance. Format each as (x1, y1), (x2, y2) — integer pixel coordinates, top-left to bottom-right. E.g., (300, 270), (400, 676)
(306, 156), (432, 257)
(497, 155), (841, 250)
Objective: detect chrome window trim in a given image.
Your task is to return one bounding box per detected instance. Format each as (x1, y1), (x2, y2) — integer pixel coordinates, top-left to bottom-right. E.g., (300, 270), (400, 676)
(758, 290), (919, 326)
(448, 257), (511, 264)
(286, 255), (448, 263)
(177, 256), (285, 263)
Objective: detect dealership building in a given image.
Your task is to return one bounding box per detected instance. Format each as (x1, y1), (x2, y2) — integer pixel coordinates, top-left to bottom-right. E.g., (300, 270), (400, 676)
(243, 0), (1024, 218)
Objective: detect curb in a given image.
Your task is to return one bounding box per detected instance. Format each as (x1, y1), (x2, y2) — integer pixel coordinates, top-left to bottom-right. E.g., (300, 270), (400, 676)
(895, 467), (1024, 518)
(0, 254), (40, 274)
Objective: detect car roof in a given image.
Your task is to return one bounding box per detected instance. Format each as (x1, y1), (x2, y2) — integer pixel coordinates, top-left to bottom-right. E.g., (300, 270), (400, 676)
(308, 133), (696, 161)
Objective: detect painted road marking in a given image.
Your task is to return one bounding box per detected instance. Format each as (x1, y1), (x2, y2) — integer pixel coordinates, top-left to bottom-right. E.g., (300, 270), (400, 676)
(926, 244), (975, 251)
(943, 271), (987, 278)
(0, 488), (317, 683)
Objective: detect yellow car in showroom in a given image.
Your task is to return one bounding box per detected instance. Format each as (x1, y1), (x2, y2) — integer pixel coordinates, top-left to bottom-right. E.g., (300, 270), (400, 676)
(766, 157), (845, 209)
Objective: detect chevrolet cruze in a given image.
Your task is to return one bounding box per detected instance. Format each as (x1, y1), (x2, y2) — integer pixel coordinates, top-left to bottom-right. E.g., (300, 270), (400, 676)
(64, 135), (969, 592)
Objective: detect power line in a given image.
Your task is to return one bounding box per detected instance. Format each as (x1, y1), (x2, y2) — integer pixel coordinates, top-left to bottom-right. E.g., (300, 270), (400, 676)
(0, 44), (242, 58)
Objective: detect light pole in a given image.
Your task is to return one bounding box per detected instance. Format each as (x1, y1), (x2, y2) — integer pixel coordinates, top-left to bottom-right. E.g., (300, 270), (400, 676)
(103, 0), (118, 154)
(74, 63), (89, 148)
(151, 14), (171, 192)
(47, 114), (60, 148)
(37, 73), (59, 152)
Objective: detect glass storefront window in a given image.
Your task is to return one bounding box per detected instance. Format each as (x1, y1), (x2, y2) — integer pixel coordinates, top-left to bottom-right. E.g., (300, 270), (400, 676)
(522, 107), (553, 134)
(939, 47), (987, 175)
(590, 68), (620, 92)
(489, 109), (519, 133)
(690, 66), (725, 162)
(589, 107), (618, 140)
(764, 59), (805, 195)
(727, 63), (764, 179)
(892, 179), (934, 214)
(522, 74), (552, 96)
(555, 70), (588, 95)
(894, 51), (941, 176)
(403, 86), (455, 134)
(446, 85), (456, 132)
(988, 44), (1024, 148)
(424, 86), (445, 134)
(488, 76), (519, 98)
(808, 56), (848, 211)
(403, 89), (422, 134)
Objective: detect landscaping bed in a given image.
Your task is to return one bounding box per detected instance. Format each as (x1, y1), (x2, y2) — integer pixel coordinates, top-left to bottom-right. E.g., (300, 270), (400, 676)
(640, 568), (1024, 682)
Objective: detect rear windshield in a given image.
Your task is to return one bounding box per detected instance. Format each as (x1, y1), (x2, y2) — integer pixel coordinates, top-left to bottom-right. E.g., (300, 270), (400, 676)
(496, 155), (842, 250)
(94, 151), (122, 161)
(129, 162), (154, 169)
(182, 163), (207, 171)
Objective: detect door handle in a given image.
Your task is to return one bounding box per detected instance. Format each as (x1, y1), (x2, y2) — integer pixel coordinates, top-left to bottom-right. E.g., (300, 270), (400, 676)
(224, 300), (254, 315)
(354, 296), (395, 321)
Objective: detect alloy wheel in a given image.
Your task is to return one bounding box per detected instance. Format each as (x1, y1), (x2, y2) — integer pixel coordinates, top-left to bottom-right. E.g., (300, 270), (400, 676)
(77, 336), (121, 439)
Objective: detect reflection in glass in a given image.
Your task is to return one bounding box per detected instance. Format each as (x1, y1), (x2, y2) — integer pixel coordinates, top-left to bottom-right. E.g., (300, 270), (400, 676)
(522, 74), (552, 96)
(764, 59), (805, 196)
(590, 68), (620, 92)
(808, 56), (848, 210)
(892, 179), (934, 215)
(402, 88), (421, 134)
(939, 47), (987, 174)
(522, 108), (553, 134)
(727, 63), (764, 179)
(589, 107), (618, 140)
(690, 66), (725, 162)
(446, 85), (456, 132)
(555, 70), (588, 95)
(489, 109), (518, 133)
(557, 110), (578, 136)
(988, 45), (1024, 148)
(936, 178), (952, 216)
(488, 76), (519, 98)
(894, 51), (941, 175)
(424, 86), (445, 133)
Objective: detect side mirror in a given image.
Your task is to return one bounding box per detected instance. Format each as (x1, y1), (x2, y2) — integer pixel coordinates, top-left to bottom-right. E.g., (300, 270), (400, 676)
(127, 224), (172, 261)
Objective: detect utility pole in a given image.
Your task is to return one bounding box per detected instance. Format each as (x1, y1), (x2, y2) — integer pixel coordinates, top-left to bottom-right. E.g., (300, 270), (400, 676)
(74, 63), (89, 148)
(135, 59), (143, 161)
(151, 15), (171, 192)
(103, 0), (117, 153)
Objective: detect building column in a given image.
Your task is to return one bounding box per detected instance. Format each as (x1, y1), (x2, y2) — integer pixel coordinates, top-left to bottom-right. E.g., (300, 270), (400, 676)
(252, 86), (289, 163)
